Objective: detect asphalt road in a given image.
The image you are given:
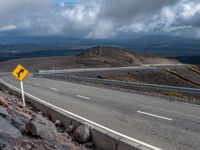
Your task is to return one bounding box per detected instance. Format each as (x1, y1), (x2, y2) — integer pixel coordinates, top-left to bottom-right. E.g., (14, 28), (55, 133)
(1, 74), (200, 150)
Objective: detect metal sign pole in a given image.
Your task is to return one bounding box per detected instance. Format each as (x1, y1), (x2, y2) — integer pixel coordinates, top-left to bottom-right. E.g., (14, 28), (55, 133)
(12, 64), (29, 106)
(20, 80), (25, 106)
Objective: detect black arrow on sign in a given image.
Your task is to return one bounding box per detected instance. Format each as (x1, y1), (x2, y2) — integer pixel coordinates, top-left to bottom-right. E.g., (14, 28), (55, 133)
(17, 69), (25, 78)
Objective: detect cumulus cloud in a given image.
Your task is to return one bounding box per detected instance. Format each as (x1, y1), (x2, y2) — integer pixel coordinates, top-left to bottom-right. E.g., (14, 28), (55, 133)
(102, 0), (179, 23)
(116, 0), (200, 35)
(0, 0), (200, 38)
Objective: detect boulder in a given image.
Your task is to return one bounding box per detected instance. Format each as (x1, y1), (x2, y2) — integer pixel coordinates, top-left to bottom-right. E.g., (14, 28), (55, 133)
(84, 142), (95, 149)
(73, 125), (91, 144)
(26, 115), (58, 139)
(0, 97), (9, 108)
(0, 106), (8, 118)
(56, 135), (83, 150)
(55, 120), (62, 127)
(11, 117), (28, 133)
(0, 116), (22, 149)
(9, 110), (32, 133)
(66, 125), (75, 134)
(57, 144), (70, 150)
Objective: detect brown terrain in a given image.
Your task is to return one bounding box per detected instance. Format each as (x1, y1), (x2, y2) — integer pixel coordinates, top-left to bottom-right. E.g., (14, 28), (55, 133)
(102, 66), (200, 88)
(0, 46), (179, 72)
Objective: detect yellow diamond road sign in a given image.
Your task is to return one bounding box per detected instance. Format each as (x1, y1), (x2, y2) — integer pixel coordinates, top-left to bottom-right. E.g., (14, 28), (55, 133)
(12, 64), (29, 81)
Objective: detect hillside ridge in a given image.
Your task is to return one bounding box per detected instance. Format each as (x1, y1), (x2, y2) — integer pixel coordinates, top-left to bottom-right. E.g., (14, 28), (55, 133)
(0, 46), (179, 72)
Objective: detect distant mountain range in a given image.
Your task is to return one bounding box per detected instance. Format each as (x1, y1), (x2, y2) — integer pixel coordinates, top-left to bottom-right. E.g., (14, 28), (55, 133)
(175, 55), (200, 65)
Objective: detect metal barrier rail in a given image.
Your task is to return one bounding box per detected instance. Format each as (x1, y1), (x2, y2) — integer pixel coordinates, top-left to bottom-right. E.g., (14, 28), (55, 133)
(33, 73), (200, 95)
(39, 64), (186, 74)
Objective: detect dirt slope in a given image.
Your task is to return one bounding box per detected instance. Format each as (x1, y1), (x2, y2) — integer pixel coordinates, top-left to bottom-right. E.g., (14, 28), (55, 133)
(78, 46), (179, 67)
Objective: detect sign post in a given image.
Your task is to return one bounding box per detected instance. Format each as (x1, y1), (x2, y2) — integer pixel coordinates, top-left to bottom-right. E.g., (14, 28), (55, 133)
(12, 64), (29, 106)
(20, 80), (25, 106)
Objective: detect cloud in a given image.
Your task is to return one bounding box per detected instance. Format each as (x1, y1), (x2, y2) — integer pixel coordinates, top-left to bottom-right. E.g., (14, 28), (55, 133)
(102, 0), (179, 24)
(87, 20), (116, 39)
(0, 25), (17, 31)
(0, 0), (200, 38)
(112, 0), (200, 36)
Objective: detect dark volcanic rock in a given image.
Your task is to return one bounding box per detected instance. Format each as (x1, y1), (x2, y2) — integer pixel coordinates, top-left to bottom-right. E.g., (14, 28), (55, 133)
(26, 114), (58, 139)
(83, 142), (95, 149)
(66, 125), (76, 134)
(73, 125), (91, 144)
(0, 116), (22, 149)
(0, 106), (8, 118)
(0, 96), (9, 108)
(12, 117), (27, 133)
(55, 120), (62, 126)
(7, 109), (32, 133)
(57, 144), (70, 150)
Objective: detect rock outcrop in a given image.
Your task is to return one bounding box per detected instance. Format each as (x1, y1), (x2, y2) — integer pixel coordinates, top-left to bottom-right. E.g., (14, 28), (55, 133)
(26, 114), (58, 139)
(73, 125), (91, 144)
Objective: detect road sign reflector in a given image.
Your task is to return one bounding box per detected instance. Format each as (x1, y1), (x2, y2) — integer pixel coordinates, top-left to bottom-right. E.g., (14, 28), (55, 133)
(12, 64), (29, 81)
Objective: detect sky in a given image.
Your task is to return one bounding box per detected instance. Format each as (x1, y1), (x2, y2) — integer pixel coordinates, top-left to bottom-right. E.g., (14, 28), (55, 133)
(0, 0), (200, 39)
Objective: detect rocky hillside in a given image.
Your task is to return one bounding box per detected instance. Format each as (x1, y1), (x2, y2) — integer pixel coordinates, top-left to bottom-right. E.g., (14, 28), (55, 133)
(0, 46), (179, 72)
(78, 46), (179, 67)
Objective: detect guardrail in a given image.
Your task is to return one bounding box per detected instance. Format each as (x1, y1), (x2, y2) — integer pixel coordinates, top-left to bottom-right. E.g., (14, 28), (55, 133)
(34, 73), (200, 95)
(39, 64), (186, 74)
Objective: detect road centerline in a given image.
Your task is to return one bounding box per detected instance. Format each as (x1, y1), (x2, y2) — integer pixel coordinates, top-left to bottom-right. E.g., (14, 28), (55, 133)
(77, 95), (91, 100)
(50, 87), (58, 91)
(137, 111), (173, 121)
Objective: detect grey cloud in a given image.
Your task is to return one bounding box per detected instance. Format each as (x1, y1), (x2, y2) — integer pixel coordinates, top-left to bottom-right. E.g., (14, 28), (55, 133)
(0, 0), (200, 38)
(102, 0), (179, 23)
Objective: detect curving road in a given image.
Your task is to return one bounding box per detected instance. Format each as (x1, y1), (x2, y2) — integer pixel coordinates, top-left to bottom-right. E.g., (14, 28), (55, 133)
(1, 74), (200, 150)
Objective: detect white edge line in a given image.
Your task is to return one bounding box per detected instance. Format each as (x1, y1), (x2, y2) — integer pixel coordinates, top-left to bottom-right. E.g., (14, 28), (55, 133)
(77, 95), (90, 100)
(0, 79), (162, 150)
(50, 87), (58, 91)
(137, 111), (173, 121)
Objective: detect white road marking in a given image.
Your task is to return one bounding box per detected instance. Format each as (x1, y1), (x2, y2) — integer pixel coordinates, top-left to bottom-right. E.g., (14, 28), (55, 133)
(137, 111), (173, 121)
(77, 95), (90, 100)
(34, 83), (40, 86)
(0, 79), (162, 150)
(50, 87), (58, 91)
